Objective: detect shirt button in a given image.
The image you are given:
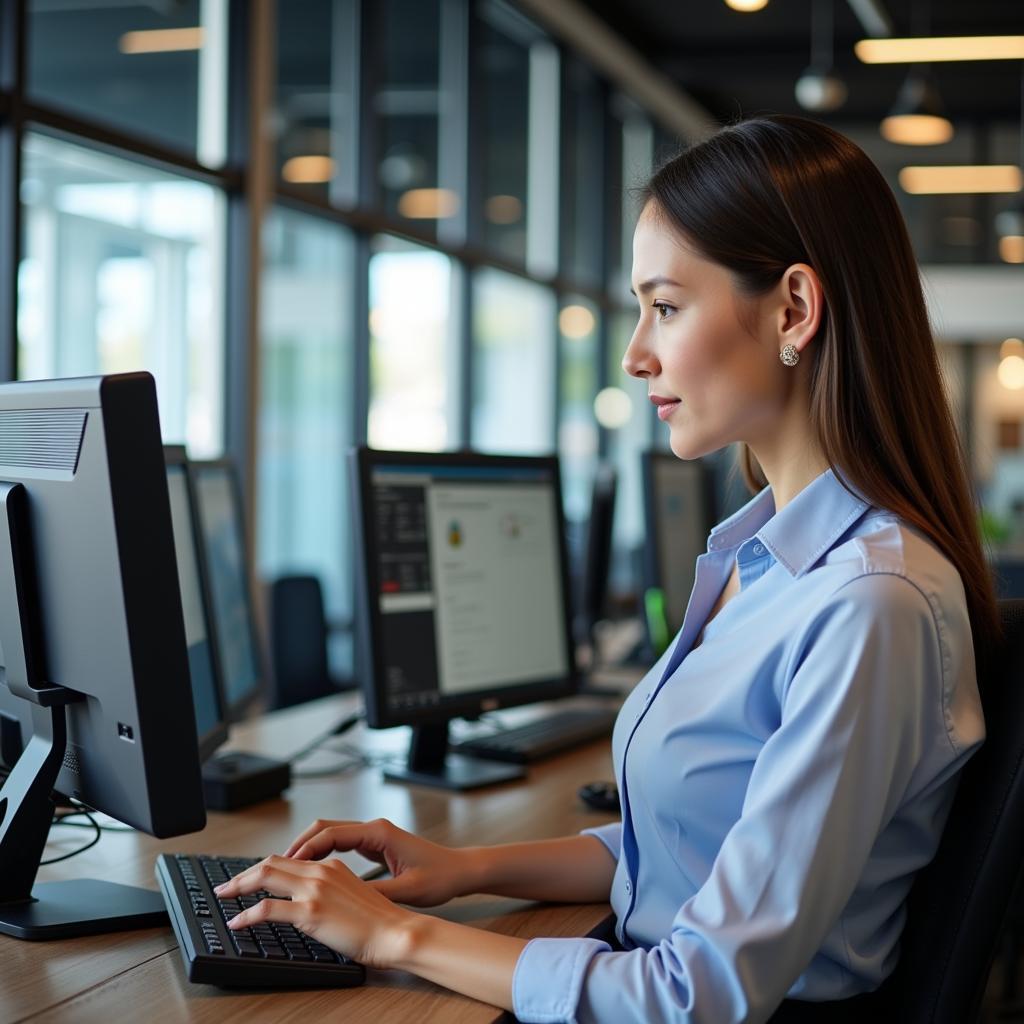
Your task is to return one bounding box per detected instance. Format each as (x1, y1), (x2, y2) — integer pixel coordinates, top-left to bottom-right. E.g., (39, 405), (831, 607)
(753, 543), (764, 555)
(625, 881), (632, 895)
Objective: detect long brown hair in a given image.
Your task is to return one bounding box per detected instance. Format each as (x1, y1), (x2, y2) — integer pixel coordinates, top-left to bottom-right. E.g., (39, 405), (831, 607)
(643, 114), (1000, 669)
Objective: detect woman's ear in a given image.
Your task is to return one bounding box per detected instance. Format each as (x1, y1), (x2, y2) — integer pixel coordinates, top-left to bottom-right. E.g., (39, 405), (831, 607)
(777, 263), (824, 357)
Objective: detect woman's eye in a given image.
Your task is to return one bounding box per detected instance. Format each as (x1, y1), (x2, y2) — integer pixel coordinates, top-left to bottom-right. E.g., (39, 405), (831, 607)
(653, 302), (674, 320)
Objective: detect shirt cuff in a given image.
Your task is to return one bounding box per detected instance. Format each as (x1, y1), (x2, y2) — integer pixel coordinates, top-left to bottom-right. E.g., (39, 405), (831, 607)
(512, 937), (611, 1023)
(580, 822), (621, 861)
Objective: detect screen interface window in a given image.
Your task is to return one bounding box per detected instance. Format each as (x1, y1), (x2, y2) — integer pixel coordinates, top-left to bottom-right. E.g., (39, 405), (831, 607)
(371, 466), (569, 712)
(166, 466), (221, 738)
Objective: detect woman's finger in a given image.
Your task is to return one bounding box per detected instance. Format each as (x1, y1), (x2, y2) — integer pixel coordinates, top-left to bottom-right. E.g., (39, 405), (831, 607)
(214, 854), (309, 899)
(292, 821), (392, 863)
(284, 818), (351, 858)
(225, 896), (300, 931)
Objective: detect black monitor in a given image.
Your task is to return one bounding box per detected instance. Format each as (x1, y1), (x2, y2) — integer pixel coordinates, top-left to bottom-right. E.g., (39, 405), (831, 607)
(641, 451), (716, 649)
(0, 372), (206, 940)
(574, 463), (618, 651)
(189, 459), (265, 721)
(164, 446), (228, 760)
(351, 448), (577, 790)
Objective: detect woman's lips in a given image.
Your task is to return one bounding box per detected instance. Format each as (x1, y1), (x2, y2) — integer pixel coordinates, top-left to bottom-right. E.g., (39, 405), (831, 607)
(650, 394), (681, 420)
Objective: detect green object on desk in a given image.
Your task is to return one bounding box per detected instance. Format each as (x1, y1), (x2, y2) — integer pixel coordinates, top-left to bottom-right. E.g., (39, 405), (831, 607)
(644, 587), (670, 657)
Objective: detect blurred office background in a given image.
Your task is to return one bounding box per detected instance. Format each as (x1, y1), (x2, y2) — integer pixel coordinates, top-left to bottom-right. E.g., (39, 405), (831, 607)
(1, 0), (1022, 676)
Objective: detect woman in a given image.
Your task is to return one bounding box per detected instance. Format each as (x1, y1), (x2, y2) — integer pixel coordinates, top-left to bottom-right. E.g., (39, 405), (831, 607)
(215, 115), (998, 1023)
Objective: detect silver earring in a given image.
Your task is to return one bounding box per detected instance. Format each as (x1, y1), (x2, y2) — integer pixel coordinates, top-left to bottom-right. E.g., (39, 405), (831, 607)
(780, 344), (800, 367)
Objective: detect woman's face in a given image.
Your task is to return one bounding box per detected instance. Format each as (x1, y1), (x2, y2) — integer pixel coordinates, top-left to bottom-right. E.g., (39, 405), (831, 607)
(623, 204), (790, 462)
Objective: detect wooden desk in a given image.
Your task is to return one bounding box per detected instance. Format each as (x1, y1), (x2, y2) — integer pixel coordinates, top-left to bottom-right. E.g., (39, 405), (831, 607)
(1, 690), (628, 1024)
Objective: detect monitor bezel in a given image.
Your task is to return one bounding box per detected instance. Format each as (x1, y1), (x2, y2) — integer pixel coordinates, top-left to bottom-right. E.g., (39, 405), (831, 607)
(163, 445), (229, 761)
(351, 446), (580, 731)
(188, 458), (268, 723)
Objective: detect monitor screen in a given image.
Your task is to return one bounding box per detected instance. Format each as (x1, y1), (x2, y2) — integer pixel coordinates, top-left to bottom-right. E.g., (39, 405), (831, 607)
(191, 462), (262, 717)
(643, 452), (715, 636)
(353, 450), (576, 731)
(165, 460), (224, 757)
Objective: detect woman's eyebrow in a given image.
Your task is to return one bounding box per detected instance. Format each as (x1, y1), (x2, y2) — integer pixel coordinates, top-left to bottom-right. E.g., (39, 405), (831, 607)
(630, 275), (685, 297)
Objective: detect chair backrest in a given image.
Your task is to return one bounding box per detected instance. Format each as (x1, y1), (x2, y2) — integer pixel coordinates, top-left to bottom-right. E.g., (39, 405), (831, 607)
(774, 598), (1024, 1023)
(267, 574), (335, 710)
(880, 598), (1024, 1021)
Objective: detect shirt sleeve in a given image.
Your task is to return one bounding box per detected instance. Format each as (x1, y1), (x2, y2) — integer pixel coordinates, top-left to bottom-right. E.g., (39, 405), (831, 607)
(512, 572), (968, 1024)
(580, 822), (621, 861)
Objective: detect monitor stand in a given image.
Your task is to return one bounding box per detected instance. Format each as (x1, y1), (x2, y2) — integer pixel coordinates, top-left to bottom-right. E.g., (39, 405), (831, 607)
(0, 479), (168, 939)
(383, 721), (525, 791)
(0, 701), (167, 940)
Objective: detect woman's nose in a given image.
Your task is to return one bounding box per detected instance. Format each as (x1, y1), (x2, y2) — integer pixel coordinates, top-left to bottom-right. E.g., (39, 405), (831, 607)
(622, 323), (657, 379)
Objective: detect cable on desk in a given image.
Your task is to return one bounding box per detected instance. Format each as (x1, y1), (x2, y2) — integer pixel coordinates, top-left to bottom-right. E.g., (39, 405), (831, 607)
(287, 709), (365, 766)
(41, 808), (102, 864)
(291, 741), (372, 778)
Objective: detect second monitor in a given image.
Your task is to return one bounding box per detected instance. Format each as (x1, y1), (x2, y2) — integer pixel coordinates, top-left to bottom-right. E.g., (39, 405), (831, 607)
(351, 449), (579, 789)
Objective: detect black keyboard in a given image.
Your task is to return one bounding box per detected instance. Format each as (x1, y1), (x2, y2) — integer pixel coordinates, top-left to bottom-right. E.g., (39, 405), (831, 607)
(155, 853), (365, 988)
(451, 707), (618, 764)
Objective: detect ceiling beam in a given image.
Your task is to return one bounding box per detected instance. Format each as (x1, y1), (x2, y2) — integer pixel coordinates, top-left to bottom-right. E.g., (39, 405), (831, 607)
(514, 0), (718, 140)
(846, 0), (893, 38)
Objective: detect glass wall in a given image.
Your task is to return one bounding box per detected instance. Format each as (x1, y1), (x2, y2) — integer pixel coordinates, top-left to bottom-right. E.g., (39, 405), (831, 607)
(471, 267), (556, 454)
(558, 295), (600, 522)
(257, 207), (356, 628)
(18, 133), (226, 455)
(28, 0), (226, 165)
(368, 235), (455, 451)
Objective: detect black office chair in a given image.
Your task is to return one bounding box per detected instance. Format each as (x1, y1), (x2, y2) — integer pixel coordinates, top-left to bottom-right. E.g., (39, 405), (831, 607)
(772, 598), (1024, 1023)
(266, 575), (356, 710)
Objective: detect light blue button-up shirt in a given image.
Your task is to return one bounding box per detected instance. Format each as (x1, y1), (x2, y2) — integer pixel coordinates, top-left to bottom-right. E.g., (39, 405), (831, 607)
(512, 468), (984, 1024)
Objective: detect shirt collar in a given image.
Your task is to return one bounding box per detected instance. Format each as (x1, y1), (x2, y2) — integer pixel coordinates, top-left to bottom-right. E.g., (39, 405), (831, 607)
(708, 468), (872, 578)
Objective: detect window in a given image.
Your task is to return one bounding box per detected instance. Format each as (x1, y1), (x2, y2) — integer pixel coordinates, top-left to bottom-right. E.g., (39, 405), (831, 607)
(27, 0), (226, 165)
(472, 268), (555, 453)
(558, 296), (600, 521)
(258, 207), (356, 637)
(376, 0), (446, 234)
(562, 61), (605, 288)
(368, 235), (455, 451)
(476, 1), (557, 273)
(275, 0), (356, 203)
(606, 309), (651, 585)
(18, 132), (226, 455)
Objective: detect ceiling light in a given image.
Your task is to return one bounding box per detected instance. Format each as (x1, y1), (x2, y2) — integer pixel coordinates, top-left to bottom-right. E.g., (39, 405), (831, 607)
(724, 0), (769, 10)
(880, 68), (953, 145)
(281, 155), (334, 184)
(119, 28), (204, 54)
(1000, 338), (1024, 360)
(593, 388), (633, 429)
(881, 113), (954, 145)
(898, 165), (1022, 195)
(998, 354), (1024, 390)
(856, 36), (1024, 64)
(485, 195), (523, 225)
(559, 305), (596, 339)
(795, 0), (847, 112)
(397, 188), (459, 219)
(999, 236), (1024, 264)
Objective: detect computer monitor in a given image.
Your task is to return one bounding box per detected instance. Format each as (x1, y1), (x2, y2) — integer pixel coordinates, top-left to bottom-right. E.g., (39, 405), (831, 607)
(351, 448), (577, 790)
(0, 372), (206, 940)
(189, 459), (265, 721)
(641, 450), (716, 647)
(164, 446), (228, 760)
(575, 463), (617, 650)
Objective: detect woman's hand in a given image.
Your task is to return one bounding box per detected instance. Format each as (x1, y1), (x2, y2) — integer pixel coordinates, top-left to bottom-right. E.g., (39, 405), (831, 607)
(213, 854), (416, 970)
(284, 817), (480, 907)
